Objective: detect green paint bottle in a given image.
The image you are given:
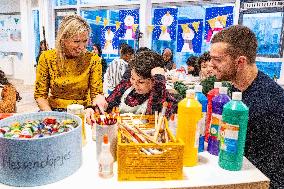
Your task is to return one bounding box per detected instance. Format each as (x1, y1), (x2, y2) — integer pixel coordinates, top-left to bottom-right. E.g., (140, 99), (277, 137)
(218, 92), (249, 171)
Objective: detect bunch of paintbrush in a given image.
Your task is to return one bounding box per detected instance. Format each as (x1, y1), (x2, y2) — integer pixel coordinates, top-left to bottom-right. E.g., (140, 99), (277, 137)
(93, 107), (120, 126)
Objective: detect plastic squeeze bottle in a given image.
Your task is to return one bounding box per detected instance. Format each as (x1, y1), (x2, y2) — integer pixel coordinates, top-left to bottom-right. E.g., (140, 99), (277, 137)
(98, 135), (114, 178)
(194, 85), (208, 152)
(176, 89), (202, 166)
(208, 87), (231, 156)
(205, 82), (222, 141)
(218, 92), (249, 171)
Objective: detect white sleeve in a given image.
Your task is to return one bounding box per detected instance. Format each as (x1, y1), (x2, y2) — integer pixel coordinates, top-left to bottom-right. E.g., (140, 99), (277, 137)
(103, 61), (114, 94)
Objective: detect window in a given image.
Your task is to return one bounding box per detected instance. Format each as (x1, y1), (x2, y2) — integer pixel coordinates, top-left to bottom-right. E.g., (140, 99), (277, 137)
(56, 0), (77, 6)
(80, 0), (139, 4)
(53, 0), (236, 67)
(33, 10), (40, 64)
(242, 12), (283, 58)
(54, 8), (77, 37)
(256, 61), (282, 79)
(81, 8), (139, 63)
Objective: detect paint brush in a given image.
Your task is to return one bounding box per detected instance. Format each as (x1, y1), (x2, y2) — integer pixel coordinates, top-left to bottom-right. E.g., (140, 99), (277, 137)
(153, 102), (168, 141)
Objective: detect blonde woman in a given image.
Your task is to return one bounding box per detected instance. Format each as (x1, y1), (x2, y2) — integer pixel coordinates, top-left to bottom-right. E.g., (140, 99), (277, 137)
(34, 15), (102, 111)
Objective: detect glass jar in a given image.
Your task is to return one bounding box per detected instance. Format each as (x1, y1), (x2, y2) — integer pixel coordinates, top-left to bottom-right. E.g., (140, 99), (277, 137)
(67, 104), (86, 147)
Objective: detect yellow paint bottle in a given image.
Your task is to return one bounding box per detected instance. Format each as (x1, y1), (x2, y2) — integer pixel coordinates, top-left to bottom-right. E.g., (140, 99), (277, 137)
(176, 89), (202, 166)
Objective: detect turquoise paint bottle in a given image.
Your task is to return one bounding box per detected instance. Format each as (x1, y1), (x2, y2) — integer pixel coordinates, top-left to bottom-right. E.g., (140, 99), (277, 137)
(194, 85), (208, 152)
(218, 92), (249, 171)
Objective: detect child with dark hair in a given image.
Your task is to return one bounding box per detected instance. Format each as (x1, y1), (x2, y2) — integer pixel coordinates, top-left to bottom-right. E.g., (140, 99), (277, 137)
(122, 46), (152, 81)
(136, 47), (151, 54)
(197, 51), (215, 80)
(118, 43), (128, 54)
(92, 43), (108, 80)
(86, 51), (178, 122)
(186, 55), (199, 76)
(162, 48), (176, 70)
(0, 70), (21, 113)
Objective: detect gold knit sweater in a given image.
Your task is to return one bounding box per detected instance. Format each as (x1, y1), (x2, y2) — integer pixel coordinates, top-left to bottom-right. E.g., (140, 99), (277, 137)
(34, 49), (103, 109)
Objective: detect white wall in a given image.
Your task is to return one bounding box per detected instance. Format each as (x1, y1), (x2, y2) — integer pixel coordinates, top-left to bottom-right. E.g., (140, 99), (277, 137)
(0, 0), (36, 84)
(0, 0), (20, 13)
(0, 0), (21, 78)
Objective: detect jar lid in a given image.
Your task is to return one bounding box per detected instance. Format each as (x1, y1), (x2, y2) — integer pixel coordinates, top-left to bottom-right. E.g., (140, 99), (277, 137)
(67, 104), (84, 114)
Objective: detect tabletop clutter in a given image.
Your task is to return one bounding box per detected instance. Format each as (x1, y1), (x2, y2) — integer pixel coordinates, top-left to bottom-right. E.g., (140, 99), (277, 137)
(89, 83), (249, 181)
(0, 82), (251, 186)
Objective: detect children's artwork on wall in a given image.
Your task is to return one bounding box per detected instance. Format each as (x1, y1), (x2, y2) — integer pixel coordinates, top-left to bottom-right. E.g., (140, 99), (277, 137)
(0, 14), (22, 52)
(81, 9), (107, 51)
(242, 12), (283, 57)
(101, 26), (119, 55)
(177, 19), (203, 53)
(119, 9), (139, 40)
(0, 14), (21, 42)
(204, 6), (234, 43)
(152, 8), (178, 41)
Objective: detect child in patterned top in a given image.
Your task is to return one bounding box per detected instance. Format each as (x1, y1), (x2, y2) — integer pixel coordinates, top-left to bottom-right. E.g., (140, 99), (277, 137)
(86, 51), (178, 124)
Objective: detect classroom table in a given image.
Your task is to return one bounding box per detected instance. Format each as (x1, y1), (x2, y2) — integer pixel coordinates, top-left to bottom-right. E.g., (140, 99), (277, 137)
(0, 126), (270, 189)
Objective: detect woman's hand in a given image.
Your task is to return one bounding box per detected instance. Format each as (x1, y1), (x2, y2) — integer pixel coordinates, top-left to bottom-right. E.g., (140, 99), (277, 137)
(35, 97), (52, 111)
(151, 67), (165, 77)
(93, 94), (108, 113)
(86, 94), (108, 124)
(85, 108), (95, 125)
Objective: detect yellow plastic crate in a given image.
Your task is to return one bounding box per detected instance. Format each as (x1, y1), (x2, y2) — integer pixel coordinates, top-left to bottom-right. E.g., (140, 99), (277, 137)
(117, 115), (184, 181)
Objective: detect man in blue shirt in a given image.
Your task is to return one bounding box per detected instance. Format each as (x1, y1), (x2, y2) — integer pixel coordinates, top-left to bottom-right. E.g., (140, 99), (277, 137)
(210, 25), (284, 189)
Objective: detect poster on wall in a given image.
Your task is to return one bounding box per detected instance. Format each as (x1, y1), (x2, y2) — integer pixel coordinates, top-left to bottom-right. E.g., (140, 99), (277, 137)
(101, 26), (119, 55)
(0, 15), (21, 42)
(204, 6), (234, 43)
(177, 19), (203, 53)
(0, 14), (22, 52)
(242, 12), (283, 57)
(81, 9), (107, 51)
(152, 8), (178, 41)
(119, 9), (139, 40)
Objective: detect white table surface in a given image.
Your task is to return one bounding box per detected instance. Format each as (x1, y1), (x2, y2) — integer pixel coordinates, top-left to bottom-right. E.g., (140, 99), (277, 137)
(0, 126), (269, 189)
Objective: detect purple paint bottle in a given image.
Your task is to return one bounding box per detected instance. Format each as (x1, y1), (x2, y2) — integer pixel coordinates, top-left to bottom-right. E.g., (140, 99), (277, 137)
(208, 87), (231, 156)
